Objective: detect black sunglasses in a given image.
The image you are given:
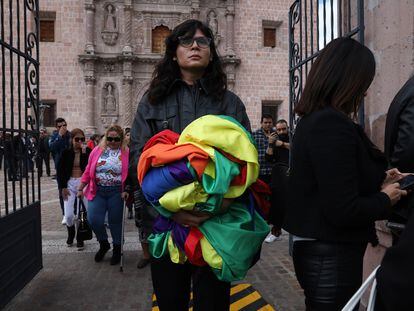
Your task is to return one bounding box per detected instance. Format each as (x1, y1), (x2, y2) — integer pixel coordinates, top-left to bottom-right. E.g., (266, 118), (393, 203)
(74, 137), (85, 142)
(107, 136), (121, 142)
(178, 36), (211, 49)
(57, 123), (67, 128)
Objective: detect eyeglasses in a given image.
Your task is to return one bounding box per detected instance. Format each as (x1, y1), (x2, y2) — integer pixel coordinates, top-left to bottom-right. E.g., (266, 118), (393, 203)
(178, 36), (211, 49)
(107, 136), (121, 142)
(74, 137), (85, 142)
(276, 128), (287, 132)
(57, 124), (67, 128)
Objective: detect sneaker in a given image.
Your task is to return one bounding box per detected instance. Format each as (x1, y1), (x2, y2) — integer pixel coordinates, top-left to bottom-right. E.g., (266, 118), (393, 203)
(264, 233), (282, 243)
(61, 216), (66, 225)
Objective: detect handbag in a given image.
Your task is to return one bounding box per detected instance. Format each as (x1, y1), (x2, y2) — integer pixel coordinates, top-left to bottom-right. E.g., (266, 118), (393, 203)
(75, 197), (93, 241)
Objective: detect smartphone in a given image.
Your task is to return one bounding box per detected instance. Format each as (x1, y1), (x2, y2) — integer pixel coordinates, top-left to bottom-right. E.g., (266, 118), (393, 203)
(398, 174), (414, 191)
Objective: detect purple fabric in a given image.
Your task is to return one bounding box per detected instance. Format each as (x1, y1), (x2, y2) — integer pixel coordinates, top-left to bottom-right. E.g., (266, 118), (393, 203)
(153, 215), (190, 252)
(168, 160), (194, 184)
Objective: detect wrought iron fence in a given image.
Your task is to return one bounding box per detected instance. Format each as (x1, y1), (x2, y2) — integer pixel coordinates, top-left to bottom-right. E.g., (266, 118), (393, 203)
(0, 0), (40, 217)
(288, 0), (365, 130)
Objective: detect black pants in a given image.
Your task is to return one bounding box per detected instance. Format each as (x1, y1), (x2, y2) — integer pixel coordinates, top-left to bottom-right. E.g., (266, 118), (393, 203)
(151, 256), (230, 311)
(36, 153), (50, 176)
(293, 240), (367, 311)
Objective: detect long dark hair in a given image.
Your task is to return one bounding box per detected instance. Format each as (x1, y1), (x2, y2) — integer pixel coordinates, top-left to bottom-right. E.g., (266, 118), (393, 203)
(148, 19), (227, 105)
(295, 37), (375, 117)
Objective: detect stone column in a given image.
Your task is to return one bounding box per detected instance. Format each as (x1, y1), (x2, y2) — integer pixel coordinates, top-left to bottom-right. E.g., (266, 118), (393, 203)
(191, 0), (200, 20)
(225, 0), (235, 56)
(84, 1), (96, 54)
(122, 0), (133, 55)
(84, 75), (97, 135)
(143, 13), (152, 53)
(122, 56), (134, 127)
(82, 56), (97, 134)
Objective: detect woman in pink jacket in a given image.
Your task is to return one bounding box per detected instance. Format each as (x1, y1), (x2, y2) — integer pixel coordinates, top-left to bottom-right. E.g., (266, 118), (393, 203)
(77, 125), (129, 265)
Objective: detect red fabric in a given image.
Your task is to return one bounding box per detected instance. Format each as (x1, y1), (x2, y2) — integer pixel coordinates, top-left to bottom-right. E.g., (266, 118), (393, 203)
(87, 140), (95, 150)
(184, 227), (207, 266)
(249, 179), (271, 219)
(230, 165), (247, 186)
(143, 130), (179, 151)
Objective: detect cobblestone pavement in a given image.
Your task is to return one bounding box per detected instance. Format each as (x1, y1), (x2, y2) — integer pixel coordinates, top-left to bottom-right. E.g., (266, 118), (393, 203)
(2, 167), (304, 311)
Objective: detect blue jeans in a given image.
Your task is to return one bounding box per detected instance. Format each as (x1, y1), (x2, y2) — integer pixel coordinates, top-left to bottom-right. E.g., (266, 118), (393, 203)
(88, 185), (123, 245)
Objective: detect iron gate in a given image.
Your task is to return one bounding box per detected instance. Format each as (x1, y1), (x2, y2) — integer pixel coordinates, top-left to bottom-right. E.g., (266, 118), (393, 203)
(288, 0), (365, 130)
(0, 0), (42, 308)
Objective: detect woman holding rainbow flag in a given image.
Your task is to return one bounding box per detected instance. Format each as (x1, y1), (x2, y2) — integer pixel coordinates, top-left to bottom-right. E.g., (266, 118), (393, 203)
(129, 19), (269, 311)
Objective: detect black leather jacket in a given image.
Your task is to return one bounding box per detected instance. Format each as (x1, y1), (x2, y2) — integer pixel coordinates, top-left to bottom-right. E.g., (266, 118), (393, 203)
(128, 78), (251, 229)
(384, 76), (414, 172)
(129, 78), (251, 187)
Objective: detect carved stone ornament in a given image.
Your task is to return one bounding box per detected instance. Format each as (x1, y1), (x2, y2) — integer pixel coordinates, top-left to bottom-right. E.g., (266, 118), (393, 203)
(141, 0), (191, 4)
(207, 10), (221, 46)
(101, 3), (119, 45)
(101, 83), (119, 118)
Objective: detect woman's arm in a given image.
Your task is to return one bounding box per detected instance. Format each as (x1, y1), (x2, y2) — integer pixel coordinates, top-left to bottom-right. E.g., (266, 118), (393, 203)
(308, 113), (392, 227)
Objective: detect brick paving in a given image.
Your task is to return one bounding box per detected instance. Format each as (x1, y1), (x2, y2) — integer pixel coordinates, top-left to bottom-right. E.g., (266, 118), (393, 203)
(2, 166), (304, 311)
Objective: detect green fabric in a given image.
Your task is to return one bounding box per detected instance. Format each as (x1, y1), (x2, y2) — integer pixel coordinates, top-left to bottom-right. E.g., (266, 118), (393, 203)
(149, 231), (170, 258)
(199, 201), (270, 281)
(202, 150), (240, 195)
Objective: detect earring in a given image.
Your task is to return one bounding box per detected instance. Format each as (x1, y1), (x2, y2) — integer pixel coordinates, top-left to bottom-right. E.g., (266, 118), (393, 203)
(173, 57), (177, 61)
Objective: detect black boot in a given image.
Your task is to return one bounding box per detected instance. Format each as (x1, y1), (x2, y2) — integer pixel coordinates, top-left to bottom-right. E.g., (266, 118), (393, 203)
(127, 208), (133, 220)
(110, 244), (121, 265)
(66, 226), (75, 246)
(95, 240), (110, 262)
(76, 239), (84, 250)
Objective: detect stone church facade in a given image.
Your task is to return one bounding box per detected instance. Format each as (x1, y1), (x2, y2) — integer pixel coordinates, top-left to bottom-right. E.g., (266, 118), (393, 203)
(39, 0), (290, 135)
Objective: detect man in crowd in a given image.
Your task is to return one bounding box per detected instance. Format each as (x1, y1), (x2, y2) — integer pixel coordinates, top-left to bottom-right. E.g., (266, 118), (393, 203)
(252, 114), (274, 184)
(384, 74), (414, 243)
(265, 119), (290, 243)
(49, 117), (70, 224)
(37, 128), (51, 177)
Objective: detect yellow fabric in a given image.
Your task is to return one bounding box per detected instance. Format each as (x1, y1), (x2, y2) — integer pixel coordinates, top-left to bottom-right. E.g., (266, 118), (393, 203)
(159, 182), (208, 212)
(200, 237), (222, 269)
(179, 115), (259, 198)
(167, 234), (187, 264)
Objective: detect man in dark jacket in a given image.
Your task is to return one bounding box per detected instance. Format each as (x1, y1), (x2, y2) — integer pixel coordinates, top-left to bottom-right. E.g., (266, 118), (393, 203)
(49, 117), (71, 222)
(375, 209), (414, 310)
(37, 128), (51, 177)
(384, 75), (414, 233)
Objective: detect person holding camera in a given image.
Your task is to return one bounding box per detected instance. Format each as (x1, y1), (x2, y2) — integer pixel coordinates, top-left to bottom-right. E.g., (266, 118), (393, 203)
(284, 37), (407, 310)
(57, 128), (91, 249)
(265, 119), (290, 243)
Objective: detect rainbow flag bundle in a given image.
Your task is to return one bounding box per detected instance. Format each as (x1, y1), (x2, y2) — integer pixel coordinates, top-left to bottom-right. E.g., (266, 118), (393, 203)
(138, 115), (270, 282)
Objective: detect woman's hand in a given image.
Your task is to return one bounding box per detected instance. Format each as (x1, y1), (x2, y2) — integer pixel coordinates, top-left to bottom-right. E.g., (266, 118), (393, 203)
(121, 192), (129, 201)
(381, 182), (407, 206)
(171, 210), (211, 227)
(76, 189), (84, 199)
(382, 168), (404, 188)
(62, 188), (70, 201)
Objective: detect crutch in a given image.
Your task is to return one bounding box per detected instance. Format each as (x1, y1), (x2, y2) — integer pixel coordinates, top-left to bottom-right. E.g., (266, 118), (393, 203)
(120, 199), (127, 272)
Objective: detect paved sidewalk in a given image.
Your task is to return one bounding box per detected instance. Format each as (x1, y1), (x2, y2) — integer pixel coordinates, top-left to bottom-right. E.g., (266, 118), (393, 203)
(3, 172), (304, 311)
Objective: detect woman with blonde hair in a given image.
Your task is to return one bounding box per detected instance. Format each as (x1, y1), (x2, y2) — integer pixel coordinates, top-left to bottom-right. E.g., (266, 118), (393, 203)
(77, 125), (129, 265)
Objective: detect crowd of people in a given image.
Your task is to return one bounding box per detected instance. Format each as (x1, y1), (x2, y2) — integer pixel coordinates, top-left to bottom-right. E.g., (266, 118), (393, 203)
(1, 18), (413, 310)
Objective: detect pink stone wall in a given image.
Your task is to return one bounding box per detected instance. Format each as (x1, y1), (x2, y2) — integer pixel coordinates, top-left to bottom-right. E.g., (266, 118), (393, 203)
(234, 0), (290, 130)
(38, 0), (86, 131)
(363, 0), (414, 286)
